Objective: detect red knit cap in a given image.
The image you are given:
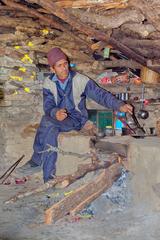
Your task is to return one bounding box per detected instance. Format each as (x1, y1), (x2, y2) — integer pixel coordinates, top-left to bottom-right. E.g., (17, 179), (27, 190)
(47, 47), (67, 67)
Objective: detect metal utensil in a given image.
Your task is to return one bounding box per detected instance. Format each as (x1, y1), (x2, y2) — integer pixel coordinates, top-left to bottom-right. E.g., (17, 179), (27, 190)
(131, 111), (145, 134)
(138, 84), (149, 120)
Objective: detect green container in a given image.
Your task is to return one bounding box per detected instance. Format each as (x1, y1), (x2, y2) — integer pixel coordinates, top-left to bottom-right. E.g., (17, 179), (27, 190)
(97, 111), (113, 129)
(88, 110), (113, 130)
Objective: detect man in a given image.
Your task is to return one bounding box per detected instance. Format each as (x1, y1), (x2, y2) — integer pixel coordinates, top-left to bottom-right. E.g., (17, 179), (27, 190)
(26, 47), (133, 183)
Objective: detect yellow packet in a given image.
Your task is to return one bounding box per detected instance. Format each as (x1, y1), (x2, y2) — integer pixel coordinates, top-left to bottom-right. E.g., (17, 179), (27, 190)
(21, 54), (33, 64)
(24, 87), (31, 93)
(41, 29), (49, 35)
(19, 67), (26, 73)
(10, 76), (23, 81)
(27, 41), (34, 47)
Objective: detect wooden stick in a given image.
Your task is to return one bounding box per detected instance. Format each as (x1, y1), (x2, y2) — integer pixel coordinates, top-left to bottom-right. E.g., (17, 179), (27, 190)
(0, 155), (25, 184)
(5, 154), (118, 204)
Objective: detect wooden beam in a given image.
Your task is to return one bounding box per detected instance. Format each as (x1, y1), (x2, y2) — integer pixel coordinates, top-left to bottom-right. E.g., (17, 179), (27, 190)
(45, 163), (122, 224)
(147, 59), (160, 68)
(109, 37), (147, 66)
(102, 59), (142, 69)
(0, 16), (41, 29)
(121, 23), (155, 38)
(0, 33), (28, 42)
(46, 0), (128, 9)
(0, 47), (24, 58)
(132, 47), (160, 59)
(118, 38), (160, 50)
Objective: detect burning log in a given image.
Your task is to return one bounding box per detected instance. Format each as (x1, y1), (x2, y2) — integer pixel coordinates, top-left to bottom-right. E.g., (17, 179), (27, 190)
(45, 162), (122, 224)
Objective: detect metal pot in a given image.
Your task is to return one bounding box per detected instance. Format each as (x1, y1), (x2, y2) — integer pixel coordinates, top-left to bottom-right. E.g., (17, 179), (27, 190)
(137, 109), (149, 120)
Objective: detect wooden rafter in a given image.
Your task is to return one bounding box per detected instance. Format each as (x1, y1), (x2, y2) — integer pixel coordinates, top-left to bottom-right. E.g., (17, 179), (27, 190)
(44, 0), (128, 9)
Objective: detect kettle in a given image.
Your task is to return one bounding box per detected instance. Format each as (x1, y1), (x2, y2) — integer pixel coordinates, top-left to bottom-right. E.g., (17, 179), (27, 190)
(137, 109), (149, 120)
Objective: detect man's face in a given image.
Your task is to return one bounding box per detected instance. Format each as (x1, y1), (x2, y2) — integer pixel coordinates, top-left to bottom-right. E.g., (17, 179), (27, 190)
(51, 59), (69, 79)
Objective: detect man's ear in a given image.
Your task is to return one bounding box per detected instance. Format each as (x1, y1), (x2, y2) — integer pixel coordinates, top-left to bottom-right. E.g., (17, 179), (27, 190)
(50, 67), (55, 73)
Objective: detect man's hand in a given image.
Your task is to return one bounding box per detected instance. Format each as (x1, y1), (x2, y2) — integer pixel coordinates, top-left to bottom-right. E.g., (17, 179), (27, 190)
(55, 109), (68, 121)
(119, 104), (133, 115)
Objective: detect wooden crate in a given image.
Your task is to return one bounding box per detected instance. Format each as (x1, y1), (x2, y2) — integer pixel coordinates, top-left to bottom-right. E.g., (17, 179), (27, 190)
(141, 66), (160, 84)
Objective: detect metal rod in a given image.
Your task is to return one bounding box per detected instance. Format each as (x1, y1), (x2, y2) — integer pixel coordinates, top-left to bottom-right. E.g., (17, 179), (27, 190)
(0, 155), (25, 184)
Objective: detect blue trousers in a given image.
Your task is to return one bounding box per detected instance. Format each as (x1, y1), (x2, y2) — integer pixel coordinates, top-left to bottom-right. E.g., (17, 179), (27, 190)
(31, 115), (81, 182)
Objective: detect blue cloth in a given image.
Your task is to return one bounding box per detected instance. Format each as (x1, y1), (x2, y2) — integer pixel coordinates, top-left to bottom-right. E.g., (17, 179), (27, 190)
(31, 115), (81, 182)
(52, 72), (70, 90)
(31, 71), (124, 182)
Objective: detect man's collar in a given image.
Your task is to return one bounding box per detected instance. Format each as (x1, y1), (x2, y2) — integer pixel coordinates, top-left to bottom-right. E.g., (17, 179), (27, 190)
(49, 70), (76, 81)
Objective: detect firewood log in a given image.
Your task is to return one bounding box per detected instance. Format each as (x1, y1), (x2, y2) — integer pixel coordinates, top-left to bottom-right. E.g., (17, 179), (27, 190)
(0, 33), (28, 42)
(102, 59), (142, 69)
(69, 8), (145, 30)
(129, 0), (160, 32)
(132, 47), (160, 59)
(148, 32), (160, 40)
(121, 23), (156, 38)
(45, 163), (122, 224)
(119, 38), (160, 50)
(109, 37), (146, 66)
(43, 0), (128, 9)
(0, 16), (41, 29)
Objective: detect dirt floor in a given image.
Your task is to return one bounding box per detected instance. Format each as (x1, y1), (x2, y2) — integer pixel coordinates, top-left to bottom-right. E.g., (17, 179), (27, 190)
(0, 165), (160, 240)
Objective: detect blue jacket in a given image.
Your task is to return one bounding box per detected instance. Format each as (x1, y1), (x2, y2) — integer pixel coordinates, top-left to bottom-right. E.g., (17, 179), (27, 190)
(43, 71), (124, 128)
